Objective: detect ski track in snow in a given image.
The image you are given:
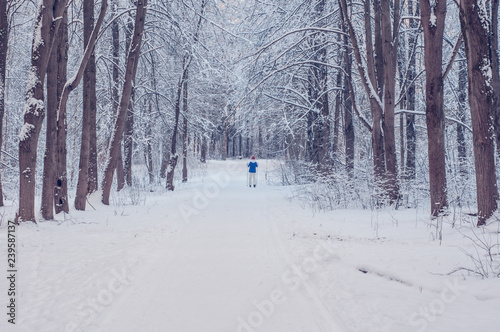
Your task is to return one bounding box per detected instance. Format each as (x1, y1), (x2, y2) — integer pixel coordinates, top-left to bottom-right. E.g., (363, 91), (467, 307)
(1, 159), (500, 332)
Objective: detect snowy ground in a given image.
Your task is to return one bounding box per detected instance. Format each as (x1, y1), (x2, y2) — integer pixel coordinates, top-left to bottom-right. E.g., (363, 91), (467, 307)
(1, 159), (500, 332)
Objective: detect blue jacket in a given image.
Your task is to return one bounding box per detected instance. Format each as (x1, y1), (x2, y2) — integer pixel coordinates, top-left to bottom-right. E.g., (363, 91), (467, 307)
(248, 161), (258, 173)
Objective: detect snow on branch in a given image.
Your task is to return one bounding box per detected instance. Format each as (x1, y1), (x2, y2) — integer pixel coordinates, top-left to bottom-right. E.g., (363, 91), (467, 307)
(395, 109), (472, 133)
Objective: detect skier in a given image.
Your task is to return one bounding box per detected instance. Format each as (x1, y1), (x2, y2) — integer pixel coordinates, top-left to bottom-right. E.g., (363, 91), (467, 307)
(247, 156), (258, 187)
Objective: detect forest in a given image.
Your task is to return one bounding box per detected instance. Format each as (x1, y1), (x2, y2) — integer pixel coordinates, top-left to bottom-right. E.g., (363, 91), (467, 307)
(0, 0), (499, 227)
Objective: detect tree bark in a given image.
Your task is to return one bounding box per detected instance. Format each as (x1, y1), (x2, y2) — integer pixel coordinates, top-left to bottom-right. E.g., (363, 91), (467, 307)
(406, 1), (418, 180)
(102, 0), (147, 205)
(124, 87), (134, 186)
(332, 69), (341, 163)
(222, 120), (227, 161)
(160, 135), (170, 178)
(115, 17), (134, 191)
(343, 30), (354, 179)
(182, 72), (188, 182)
(201, 134), (207, 163)
(457, 51), (467, 176)
(17, 0), (67, 223)
(459, 0), (499, 225)
(42, 10), (68, 218)
(166, 61), (185, 191)
(420, 0), (448, 216)
(381, 0), (400, 203)
(123, 18), (135, 187)
(75, 0), (95, 210)
(306, 0), (329, 171)
(491, 0), (500, 157)
(41, 32), (59, 220)
(145, 102), (154, 184)
(53, 11), (69, 214)
(87, 0), (99, 195)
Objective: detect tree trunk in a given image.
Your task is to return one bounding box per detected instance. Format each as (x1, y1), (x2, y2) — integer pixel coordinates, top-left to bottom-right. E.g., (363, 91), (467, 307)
(123, 18), (135, 187)
(166, 62), (185, 191)
(491, 0), (500, 157)
(420, 0), (448, 217)
(56, 0), (105, 213)
(102, 0), (147, 205)
(87, 0), (99, 195)
(17, 0), (66, 223)
(75, 0), (95, 210)
(0, 0), (7, 207)
(459, 0), (499, 225)
(332, 70), (341, 163)
(238, 133), (242, 158)
(42, 10), (68, 217)
(41, 34), (59, 220)
(334, 13), (347, 169)
(115, 17), (134, 192)
(54, 10), (69, 215)
(381, 0), (400, 203)
(306, 108), (315, 163)
(222, 121), (227, 161)
(457, 51), (467, 176)
(124, 87), (134, 186)
(160, 135), (170, 178)
(145, 102), (154, 184)
(182, 75), (188, 182)
(406, 0), (418, 180)
(201, 134), (207, 163)
(343, 26), (354, 178)
(60, 0), (106, 210)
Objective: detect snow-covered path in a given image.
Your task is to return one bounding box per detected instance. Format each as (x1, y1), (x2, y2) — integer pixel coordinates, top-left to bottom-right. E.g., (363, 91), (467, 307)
(95, 160), (344, 332)
(1, 159), (500, 332)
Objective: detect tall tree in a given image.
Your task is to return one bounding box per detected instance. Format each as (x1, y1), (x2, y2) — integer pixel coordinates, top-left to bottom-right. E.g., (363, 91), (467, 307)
(166, 58), (186, 191)
(405, 0), (419, 180)
(420, 0), (448, 216)
(304, 0), (330, 171)
(17, 0), (67, 222)
(41, 10), (67, 220)
(457, 50), (467, 176)
(340, 0), (386, 198)
(102, 0), (148, 205)
(123, 18), (135, 187)
(491, 0), (500, 157)
(65, 0), (108, 211)
(459, 0), (499, 225)
(145, 101), (154, 184)
(182, 73), (188, 183)
(53, 9), (69, 215)
(75, 0), (97, 210)
(342, 13), (354, 179)
(166, 0), (206, 191)
(380, 0), (400, 202)
(87, 0), (100, 195)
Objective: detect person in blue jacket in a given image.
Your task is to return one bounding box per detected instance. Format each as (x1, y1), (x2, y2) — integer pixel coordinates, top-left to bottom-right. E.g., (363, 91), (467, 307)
(247, 156), (258, 187)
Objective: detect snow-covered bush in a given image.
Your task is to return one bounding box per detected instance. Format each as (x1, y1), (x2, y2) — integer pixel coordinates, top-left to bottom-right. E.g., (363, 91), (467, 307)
(458, 218), (500, 278)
